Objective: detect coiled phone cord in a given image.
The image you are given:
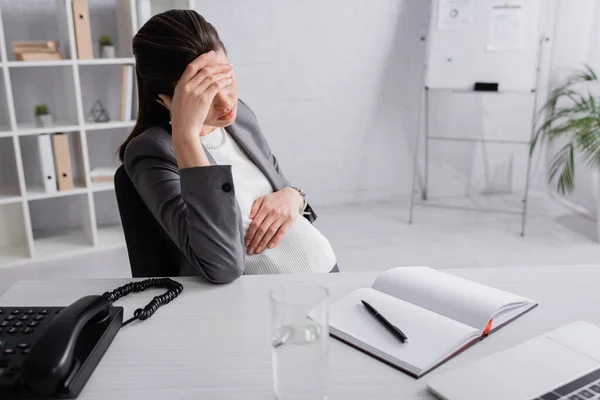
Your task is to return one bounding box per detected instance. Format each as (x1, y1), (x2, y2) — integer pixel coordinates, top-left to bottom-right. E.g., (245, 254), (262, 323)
(102, 278), (184, 326)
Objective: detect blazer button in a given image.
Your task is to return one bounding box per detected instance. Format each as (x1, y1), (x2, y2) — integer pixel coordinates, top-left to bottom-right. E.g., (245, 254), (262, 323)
(222, 183), (232, 193)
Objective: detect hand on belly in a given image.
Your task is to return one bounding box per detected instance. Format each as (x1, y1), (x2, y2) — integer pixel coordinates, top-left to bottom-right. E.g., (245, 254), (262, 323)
(244, 188), (304, 255)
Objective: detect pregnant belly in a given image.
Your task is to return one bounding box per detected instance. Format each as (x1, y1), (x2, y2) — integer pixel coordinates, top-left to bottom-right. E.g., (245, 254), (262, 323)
(243, 218), (336, 275)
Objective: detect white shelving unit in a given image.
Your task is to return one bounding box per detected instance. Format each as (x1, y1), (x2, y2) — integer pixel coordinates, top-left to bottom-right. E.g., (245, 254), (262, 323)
(0, 0), (193, 268)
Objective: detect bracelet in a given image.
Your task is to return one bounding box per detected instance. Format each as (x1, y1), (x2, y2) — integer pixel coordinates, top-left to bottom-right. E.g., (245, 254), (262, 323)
(291, 187), (308, 214)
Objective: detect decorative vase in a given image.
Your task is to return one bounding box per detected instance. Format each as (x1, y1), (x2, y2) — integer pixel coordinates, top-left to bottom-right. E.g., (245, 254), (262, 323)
(36, 114), (52, 128)
(101, 45), (115, 59)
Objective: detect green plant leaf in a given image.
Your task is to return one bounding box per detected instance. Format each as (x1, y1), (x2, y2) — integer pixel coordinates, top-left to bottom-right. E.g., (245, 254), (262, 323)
(548, 143), (575, 195)
(532, 65), (600, 195)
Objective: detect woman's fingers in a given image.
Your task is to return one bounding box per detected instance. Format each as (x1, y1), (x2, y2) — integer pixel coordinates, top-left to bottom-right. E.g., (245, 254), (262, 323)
(267, 224), (291, 249)
(245, 208), (269, 252)
(185, 63), (232, 90)
(203, 77), (234, 101)
(195, 70), (234, 95)
(178, 51), (216, 83)
(250, 215), (281, 255)
(249, 197), (264, 222)
(266, 221), (292, 251)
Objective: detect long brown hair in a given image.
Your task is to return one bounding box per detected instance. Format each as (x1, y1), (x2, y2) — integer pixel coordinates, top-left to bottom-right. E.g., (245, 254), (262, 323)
(118, 10), (225, 161)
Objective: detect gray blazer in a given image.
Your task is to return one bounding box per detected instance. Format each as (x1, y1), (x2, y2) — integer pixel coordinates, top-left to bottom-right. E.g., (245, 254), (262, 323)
(123, 99), (317, 283)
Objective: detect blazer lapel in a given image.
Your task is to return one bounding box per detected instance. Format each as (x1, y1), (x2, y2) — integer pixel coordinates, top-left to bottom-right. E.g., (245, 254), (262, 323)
(225, 123), (283, 191)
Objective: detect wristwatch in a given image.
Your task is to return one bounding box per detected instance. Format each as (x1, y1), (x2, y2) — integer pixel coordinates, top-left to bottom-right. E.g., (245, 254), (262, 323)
(291, 187), (308, 214)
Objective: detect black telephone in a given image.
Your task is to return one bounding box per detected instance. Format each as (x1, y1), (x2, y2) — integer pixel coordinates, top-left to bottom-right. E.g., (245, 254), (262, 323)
(0, 278), (183, 400)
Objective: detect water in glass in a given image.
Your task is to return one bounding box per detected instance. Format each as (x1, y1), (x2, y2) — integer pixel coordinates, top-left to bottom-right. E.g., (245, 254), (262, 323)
(273, 320), (327, 400)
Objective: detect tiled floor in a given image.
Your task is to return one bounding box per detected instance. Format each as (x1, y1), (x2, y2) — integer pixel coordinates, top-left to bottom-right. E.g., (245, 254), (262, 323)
(1, 192), (598, 296)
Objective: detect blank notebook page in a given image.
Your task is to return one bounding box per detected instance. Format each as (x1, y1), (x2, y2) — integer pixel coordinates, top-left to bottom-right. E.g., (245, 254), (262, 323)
(329, 288), (480, 374)
(373, 267), (534, 330)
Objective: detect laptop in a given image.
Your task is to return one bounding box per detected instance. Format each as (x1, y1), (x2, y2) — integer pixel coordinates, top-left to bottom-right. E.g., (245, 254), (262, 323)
(428, 321), (600, 400)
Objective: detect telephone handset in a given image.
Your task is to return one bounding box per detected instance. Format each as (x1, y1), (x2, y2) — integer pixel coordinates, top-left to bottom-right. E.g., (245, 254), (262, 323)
(0, 278), (183, 399)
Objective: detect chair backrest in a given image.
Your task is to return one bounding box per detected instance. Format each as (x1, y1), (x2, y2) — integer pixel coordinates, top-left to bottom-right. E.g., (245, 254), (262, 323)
(114, 165), (181, 277)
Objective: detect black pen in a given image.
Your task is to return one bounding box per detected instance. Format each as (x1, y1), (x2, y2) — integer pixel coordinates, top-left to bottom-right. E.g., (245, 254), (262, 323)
(361, 300), (409, 343)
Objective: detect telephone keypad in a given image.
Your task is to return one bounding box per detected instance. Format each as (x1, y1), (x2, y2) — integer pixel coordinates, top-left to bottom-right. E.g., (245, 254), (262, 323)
(0, 306), (64, 385)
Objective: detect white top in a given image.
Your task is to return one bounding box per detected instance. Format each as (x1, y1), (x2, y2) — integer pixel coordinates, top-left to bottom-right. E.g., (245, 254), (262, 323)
(1, 265), (598, 400)
(201, 128), (336, 274)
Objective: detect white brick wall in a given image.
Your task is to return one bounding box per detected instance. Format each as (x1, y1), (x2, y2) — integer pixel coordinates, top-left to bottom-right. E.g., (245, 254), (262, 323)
(197, 0), (558, 206)
(6, 0), (593, 217)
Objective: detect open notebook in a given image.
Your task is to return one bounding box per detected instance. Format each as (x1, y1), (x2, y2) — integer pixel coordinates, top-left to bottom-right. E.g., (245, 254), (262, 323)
(328, 267), (537, 378)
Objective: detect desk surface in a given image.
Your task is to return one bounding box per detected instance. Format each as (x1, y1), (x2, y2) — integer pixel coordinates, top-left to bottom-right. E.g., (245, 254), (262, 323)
(1, 265), (599, 400)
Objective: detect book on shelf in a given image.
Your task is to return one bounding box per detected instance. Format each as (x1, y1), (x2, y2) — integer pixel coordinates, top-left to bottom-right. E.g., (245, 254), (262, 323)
(325, 266), (537, 378)
(91, 167), (118, 183)
(15, 52), (63, 62)
(12, 40), (60, 53)
(12, 40), (59, 49)
(72, 0), (94, 59)
(51, 133), (75, 191)
(120, 65), (134, 121)
(37, 134), (57, 193)
(12, 40), (63, 62)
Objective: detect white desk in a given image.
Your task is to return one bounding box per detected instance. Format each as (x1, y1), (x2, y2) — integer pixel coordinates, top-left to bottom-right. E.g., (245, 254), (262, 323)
(1, 265), (599, 399)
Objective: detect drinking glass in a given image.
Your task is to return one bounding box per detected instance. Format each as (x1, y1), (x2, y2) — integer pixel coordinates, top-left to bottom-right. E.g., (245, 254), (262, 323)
(270, 282), (329, 400)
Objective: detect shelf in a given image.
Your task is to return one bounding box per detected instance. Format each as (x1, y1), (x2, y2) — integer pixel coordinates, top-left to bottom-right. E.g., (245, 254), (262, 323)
(16, 121), (80, 136)
(6, 60), (74, 68)
(0, 187), (21, 205)
(84, 120), (135, 131)
(97, 225), (125, 248)
(77, 58), (135, 66)
(0, 0), (167, 268)
(91, 181), (114, 192)
(33, 229), (92, 259)
(0, 244), (29, 266)
(93, 191), (123, 248)
(26, 185), (88, 201)
(0, 128), (12, 138)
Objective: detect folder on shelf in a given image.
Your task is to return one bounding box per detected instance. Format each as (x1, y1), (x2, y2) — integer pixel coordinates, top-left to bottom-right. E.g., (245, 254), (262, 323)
(37, 134), (57, 193)
(72, 0), (94, 59)
(51, 133), (75, 191)
(120, 65), (134, 121)
(116, 0), (134, 58)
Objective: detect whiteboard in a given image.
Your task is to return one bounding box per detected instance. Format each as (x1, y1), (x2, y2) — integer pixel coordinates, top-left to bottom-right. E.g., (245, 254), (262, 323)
(425, 0), (543, 92)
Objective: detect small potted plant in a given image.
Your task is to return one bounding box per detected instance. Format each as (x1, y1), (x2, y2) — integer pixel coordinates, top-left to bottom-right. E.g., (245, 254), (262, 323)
(35, 104), (52, 128)
(99, 35), (115, 58)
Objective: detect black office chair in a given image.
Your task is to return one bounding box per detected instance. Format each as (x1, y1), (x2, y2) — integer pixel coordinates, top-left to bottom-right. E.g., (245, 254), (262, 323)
(114, 165), (182, 277)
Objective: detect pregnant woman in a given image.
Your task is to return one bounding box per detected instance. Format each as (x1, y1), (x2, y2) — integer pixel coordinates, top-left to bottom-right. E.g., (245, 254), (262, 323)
(119, 10), (338, 283)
